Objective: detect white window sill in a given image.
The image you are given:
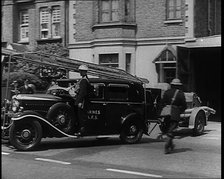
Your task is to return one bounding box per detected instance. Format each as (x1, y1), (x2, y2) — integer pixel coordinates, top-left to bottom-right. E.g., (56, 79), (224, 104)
(18, 40), (29, 44)
(164, 19), (183, 24)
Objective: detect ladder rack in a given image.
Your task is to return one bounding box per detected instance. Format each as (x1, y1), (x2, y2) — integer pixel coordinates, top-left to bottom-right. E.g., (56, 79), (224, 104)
(2, 47), (148, 84)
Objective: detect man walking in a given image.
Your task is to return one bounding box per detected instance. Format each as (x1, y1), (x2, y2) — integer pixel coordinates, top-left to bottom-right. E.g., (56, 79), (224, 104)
(160, 78), (187, 154)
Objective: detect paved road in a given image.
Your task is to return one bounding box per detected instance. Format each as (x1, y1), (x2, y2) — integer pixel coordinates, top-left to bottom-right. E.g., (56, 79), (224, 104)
(2, 121), (221, 179)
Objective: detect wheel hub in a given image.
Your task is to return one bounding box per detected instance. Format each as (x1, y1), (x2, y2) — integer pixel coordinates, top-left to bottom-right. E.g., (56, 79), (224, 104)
(129, 125), (137, 134)
(57, 115), (66, 125)
(21, 129), (31, 139)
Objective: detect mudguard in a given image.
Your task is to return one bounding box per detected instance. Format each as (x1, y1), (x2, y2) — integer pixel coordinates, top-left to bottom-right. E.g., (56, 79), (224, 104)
(121, 112), (146, 132)
(11, 112), (78, 138)
(189, 107), (208, 129)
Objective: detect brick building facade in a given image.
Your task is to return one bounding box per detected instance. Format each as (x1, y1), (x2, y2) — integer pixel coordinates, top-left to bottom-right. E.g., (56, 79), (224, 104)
(1, 0), (69, 50)
(69, 0), (220, 88)
(1, 0), (221, 116)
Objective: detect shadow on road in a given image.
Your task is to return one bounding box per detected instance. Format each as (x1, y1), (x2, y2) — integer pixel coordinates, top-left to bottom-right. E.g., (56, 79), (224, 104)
(2, 128), (215, 152)
(170, 147), (193, 154)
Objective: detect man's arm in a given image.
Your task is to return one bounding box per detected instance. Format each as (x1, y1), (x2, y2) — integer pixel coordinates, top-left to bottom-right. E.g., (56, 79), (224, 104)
(76, 79), (88, 104)
(179, 92), (187, 113)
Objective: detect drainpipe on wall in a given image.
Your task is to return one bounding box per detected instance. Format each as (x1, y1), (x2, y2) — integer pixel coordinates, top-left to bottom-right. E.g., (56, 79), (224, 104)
(208, 0), (212, 36)
(214, 0), (216, 34)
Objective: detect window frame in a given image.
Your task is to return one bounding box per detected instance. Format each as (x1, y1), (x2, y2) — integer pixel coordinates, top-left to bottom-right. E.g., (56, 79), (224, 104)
(99, 0), (119, 23)
(166, 0), (182, 20)
(155, 49), (177, 83)
(51, 6), (61, 38)
(107, 84), (129, 101)
(39, 6), (61, 40)
(89, 83), (105, 100)
(19, 10), (29, 42)
(99, 53), (119, 68)
(125, 53), (131, 73)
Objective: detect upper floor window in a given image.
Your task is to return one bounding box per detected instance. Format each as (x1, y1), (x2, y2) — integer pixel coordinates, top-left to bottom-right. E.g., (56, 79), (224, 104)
(166, 0), (181, 20)
(124, 0), (130, 21)
(40, 6), (61, 39)
(20, 10), (29, 41)
(100, 0), (119, 23)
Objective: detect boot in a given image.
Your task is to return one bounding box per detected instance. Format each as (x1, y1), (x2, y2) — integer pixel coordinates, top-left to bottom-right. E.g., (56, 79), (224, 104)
(170, 141), (175, 151)
(164, 137), (173, 154)
(164, 143), (171, 154)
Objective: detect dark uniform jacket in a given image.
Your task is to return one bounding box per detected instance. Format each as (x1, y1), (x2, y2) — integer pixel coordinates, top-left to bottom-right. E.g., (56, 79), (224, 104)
(75, 76), (91, 108)
(161, 88), (187, 119)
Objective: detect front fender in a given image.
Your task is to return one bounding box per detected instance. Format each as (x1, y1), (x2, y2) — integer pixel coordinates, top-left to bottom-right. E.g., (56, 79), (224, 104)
(189, 107), (206, 129)
(11, 114), (78, 138)
(121, 113), (146, 131)
(121, 113), (141, 124)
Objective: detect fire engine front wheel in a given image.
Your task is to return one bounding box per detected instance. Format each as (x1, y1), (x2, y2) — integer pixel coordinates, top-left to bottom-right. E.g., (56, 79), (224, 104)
(120, 120), (143, 144)
(9, 120), (42, 151)
(47, 103), (75, 134)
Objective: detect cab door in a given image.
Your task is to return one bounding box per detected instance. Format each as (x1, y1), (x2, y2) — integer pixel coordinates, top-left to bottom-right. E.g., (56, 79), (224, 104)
(104, 84), (130, 133)
(86, 83), (106, 134)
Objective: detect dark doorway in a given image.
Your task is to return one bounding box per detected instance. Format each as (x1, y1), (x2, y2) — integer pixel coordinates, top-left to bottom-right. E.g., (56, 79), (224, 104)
(190, 47), (221, 120)
(177, 46), (221, 121)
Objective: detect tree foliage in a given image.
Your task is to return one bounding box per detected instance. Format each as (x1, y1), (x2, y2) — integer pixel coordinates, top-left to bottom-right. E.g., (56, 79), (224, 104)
(2, 43), (69, 91)
(34, 43), (69, 57)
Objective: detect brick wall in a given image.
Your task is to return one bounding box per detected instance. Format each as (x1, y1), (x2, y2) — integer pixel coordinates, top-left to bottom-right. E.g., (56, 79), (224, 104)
(136, 0), (185, 38)
(75, 1), (94, 41)
(73, 0), (185, 42)
(194, 0), (209, 38)
(2, 0), (67, 49)
(2, 3), (14, 43)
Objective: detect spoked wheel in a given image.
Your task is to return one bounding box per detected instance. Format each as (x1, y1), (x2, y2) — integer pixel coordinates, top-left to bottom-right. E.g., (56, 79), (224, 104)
(120, 120), (143, 144)
(2, 129), (10, 144)
(9, 120), (42, 151)
(193, 111), (206, 136)
(47, 103), (75, 134)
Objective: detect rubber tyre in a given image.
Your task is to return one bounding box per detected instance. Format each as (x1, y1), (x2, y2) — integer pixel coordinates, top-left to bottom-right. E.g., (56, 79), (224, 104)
(120, 120), (143, 144)
(47, 103), (75, 134)
(9, 120), (42, 151)
(193, 111), (205, 136)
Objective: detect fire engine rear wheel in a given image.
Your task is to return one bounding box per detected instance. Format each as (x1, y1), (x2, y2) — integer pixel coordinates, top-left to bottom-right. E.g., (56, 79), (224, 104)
(9, 120), (42, 151)
(120, 120), (143, 144)
(47, 103), (75, 134)
(193, 111), (205, 136)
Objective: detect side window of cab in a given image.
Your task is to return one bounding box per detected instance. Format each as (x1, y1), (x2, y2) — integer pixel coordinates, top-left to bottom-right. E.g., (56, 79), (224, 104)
(89, 83), (105, 100)
(107, 84), (129, 101)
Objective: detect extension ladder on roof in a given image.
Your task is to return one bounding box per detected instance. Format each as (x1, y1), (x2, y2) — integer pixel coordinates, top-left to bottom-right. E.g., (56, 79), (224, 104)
(2, 47), (148, 84)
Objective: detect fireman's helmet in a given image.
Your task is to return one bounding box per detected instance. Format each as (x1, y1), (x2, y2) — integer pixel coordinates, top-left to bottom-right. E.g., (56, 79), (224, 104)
(78, 65), (88, 71)
(170, 78), (182, 85)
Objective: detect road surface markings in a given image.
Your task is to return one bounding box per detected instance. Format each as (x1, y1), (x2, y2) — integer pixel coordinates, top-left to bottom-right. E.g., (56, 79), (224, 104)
(2, 152), (10, 155)
(106, 168), (163, 178)
(35, 158), (71, 165)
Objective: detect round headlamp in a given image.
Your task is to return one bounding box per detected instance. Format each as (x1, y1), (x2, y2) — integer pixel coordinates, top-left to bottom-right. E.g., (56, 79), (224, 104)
(12, 99), (20, 112)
